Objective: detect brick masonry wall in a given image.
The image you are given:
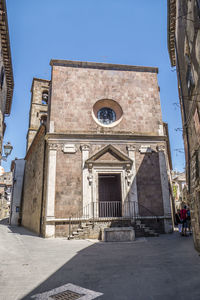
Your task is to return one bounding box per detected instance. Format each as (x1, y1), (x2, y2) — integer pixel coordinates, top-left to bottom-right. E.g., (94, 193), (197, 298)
(22, 126), (45, 234)
(50, 65), (162, 135)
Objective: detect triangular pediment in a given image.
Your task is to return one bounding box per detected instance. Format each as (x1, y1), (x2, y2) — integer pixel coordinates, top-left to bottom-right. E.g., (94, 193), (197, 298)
(85, 145), (133, 165)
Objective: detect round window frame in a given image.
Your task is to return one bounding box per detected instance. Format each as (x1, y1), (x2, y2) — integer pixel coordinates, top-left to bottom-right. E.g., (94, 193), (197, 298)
(92, 99), (123, 128)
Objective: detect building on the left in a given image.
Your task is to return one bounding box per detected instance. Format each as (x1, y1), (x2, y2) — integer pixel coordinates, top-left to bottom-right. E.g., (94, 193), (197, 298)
(0, 0), (14, 219)
(0, 168), (12, 219)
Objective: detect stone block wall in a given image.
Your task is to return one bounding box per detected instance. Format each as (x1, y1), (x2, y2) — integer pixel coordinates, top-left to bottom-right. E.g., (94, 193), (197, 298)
(22, 125), (46, 234)
(54, 142), (165, 220)
(136, 151), (164, 216)
(49, 61), (162, 136)
(168, 0), (200, 250)
(55, 147), (82, 218)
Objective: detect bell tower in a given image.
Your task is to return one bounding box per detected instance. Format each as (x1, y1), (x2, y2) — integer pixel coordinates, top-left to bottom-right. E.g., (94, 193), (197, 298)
(26, 78), (50, 151)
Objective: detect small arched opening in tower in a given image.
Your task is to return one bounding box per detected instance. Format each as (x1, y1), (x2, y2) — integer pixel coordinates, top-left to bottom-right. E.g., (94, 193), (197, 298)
(40, 114), (47, 125)
(42, 90), (48, 105)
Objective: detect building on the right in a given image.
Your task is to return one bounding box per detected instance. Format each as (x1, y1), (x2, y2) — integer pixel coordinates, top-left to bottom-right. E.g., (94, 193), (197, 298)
(168, 0), (200, 251)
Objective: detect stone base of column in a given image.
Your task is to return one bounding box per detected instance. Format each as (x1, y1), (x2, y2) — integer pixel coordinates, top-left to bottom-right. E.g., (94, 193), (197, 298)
(164, 218), (173, 233)
(45, 224), (55, 238)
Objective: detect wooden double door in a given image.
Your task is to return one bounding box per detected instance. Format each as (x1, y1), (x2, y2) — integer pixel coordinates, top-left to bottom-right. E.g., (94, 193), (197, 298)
(98, 174), (122, 217)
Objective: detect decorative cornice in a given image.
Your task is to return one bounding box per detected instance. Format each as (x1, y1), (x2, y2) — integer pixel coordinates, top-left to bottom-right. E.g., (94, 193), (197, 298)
(45, 132), (167, 142)
(50, 59), (159, 74)
(167, 0), (176, 67)
(85, 144), (133, 166)
(0, 0), (14, 115)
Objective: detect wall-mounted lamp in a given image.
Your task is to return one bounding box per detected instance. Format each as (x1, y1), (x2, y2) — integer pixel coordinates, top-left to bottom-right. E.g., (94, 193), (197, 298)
(1, 142), (13, 161)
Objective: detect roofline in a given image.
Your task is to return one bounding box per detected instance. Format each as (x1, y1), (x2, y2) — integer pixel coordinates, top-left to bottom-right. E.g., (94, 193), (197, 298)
(167, 0), (176, 67)
(32, 77), (50, 83)
(31, 77), (50, 92)
(0, 0), (14, 115)
(50, 59), (159, 73)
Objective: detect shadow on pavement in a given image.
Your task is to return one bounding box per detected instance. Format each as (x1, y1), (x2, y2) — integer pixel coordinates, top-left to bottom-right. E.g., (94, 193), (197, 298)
(0, 217), (9, 224)
(7, 225), (39, 237)
(22, 234), (200, 300)
(0, 219), (40, 237)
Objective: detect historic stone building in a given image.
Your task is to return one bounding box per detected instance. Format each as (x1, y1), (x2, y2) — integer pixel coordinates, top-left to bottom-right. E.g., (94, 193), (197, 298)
(0, 0), (14, 153)
(0, 0), (14, 219)
(22, 60), (173, 238)
(10, 159), (25, 225)
(0, 170), (12, 219)
(168, 0), (200, 251)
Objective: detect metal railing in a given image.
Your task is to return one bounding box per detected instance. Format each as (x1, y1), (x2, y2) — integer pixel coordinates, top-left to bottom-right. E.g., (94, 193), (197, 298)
(67, 201), (159, 239)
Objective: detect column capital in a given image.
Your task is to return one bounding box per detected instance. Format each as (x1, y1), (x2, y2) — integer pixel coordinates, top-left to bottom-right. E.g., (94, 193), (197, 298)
(126, 145), (136, 152)
(157, 145), (165, 152)
(48, 142), (58, 151)
(80, 144), (90, 152)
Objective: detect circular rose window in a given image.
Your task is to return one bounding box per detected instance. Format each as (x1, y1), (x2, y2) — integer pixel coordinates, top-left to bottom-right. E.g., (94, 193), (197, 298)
(92, 99), (123, 127)
(97, 107), (116, 125)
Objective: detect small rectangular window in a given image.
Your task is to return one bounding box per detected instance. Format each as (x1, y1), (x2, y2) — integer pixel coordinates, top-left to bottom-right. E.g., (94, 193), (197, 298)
(16, 206), (20, 212)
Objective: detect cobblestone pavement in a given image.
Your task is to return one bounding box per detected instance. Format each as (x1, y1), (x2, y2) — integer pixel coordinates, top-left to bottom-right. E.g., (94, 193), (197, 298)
(1, 220), (200, 300)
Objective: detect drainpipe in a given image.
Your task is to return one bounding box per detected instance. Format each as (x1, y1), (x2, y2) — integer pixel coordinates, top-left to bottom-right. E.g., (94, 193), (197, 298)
(174, 37), (191, 194)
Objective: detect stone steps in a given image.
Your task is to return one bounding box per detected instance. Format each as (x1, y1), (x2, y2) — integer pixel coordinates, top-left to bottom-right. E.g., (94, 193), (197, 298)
(69, 219), (159, 240)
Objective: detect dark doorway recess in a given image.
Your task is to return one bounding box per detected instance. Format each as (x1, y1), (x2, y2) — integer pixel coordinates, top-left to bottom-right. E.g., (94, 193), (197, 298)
(98, 173), (122, 217)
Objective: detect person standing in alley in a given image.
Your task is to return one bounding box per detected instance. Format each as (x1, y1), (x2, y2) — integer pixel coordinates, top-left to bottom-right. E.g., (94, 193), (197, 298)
(175, 209), (182, 234)
(180, 205), (187, 236)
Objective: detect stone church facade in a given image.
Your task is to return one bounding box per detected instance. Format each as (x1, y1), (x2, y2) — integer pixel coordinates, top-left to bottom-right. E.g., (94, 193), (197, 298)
(21, 60), (173, 238)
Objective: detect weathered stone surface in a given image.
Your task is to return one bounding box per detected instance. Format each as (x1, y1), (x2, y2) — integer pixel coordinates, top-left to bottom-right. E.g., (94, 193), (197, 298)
(27, 78), (50, 150)
(22, 125), (46, 234)
(168, 0), (200, 251)
(50, 64), (162, 135)
(104, 227), (135, 242)
(136, 151), (164, 216)
(55, 148), (82, 218)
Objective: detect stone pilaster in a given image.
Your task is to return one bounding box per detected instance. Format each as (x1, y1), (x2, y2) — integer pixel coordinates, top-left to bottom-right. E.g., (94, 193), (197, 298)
(80, 145), (91, 215)
(126, 145), (138, 217)
(157, 145), (172, 233)
(45, 142), (57, 237)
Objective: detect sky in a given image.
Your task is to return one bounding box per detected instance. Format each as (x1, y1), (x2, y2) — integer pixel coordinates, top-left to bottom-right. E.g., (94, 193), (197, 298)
(3, 0), (185, 172)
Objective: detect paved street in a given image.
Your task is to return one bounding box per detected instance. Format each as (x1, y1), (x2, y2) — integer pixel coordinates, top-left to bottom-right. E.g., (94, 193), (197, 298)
(1, 220), (200, 300)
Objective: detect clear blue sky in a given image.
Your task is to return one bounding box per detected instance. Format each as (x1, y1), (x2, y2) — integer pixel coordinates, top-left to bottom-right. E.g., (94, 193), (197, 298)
(4, 0), (184, 171)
